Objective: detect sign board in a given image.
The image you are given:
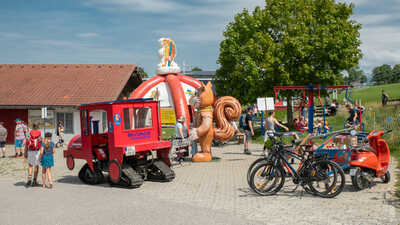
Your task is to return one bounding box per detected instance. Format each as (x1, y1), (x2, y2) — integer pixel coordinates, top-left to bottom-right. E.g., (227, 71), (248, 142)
(257, 98), (266, 111)
(266, 97), (274, 111)
(41, 107), (47, 119)
(160, 108), (176, 125)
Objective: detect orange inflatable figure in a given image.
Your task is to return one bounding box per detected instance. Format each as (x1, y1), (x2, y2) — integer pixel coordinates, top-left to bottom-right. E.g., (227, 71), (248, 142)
(190, 82), (241, 162)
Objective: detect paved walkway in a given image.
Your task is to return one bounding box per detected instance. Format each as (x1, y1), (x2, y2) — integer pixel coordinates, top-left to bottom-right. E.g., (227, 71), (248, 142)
(0, 143), (399, 225)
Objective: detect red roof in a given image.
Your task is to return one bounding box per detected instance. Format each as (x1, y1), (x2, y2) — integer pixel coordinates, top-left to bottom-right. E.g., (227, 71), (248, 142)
(0, 64), (138, 106)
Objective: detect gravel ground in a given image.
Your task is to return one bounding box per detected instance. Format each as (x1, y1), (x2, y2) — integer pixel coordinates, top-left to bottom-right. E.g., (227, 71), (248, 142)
(0, 143), (399, 225)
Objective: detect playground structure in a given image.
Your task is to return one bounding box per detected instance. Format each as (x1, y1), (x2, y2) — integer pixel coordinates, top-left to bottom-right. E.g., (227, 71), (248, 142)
(272, 84), (364, 133)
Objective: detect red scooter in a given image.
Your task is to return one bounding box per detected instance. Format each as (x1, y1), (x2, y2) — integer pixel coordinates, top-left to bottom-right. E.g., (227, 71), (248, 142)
(349, 129), (392, 190)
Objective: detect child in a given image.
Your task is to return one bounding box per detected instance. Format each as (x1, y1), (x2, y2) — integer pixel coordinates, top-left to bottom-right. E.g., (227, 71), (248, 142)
(40, 132), (55, 188)
(25, 123), (41, 186)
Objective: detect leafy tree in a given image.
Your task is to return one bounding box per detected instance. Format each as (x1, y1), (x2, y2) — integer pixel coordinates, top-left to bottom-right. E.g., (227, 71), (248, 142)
(360, 73), (367, 84)
(191, 67), (203, 71)
(137, 67), (148, 78)
(372, 64), (392, 85)
(344, 67), (366, 84)
(392, 64), (400, 83)
(215, 0), (362, 122)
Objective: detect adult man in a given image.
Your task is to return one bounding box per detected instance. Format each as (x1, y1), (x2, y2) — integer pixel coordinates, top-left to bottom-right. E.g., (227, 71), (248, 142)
(243, 107), (254, 155)
(382, 89), (389, 106)
(14, 118), (26, 157)
(0, 122), (7, 158)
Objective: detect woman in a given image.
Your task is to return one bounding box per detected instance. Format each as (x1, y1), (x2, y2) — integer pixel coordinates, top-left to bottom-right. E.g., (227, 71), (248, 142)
(263, 111), (289, 152)
(40, 133), (55, 188)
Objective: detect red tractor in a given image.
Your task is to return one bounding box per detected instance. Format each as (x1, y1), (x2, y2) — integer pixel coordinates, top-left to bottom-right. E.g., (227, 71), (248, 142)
(64, 98), (175, 188)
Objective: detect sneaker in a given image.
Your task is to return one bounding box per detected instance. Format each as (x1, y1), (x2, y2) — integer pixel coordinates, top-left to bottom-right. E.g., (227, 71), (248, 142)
(2, 155), (5, 158)
(15, 153), (18, 158)
(26, 180), (32, 186)
(32, 180), (37, 186)
(19, 152), (23, 157)
(244, 149), (251, 155)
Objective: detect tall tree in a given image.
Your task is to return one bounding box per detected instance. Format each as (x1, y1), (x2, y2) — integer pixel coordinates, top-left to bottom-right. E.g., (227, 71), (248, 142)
(215, 0), (362, 123)
(372, 64), (392, 85)
(392, 64), (400, 83)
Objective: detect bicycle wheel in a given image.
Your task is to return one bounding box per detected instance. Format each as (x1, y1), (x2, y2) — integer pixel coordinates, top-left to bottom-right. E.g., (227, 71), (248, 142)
(249, 162), (285, 196)
(307, 160), (345, 198)
(247, 157), (267, 187)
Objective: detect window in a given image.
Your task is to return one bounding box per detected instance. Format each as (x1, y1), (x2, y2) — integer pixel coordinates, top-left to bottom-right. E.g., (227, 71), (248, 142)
(81, 110), (88, 136)
(134, 107), (152, 129)
(102, 111), (107, 132)
(123, 108), (131, 130)
(57, 112), (74, 134)
(122, 107), (152, 130)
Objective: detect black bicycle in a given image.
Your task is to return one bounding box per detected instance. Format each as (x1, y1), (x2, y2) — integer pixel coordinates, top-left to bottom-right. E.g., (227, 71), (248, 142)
(249, 133), (345, 198)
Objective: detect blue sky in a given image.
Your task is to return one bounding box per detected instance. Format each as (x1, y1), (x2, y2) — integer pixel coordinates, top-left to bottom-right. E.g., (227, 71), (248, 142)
(0, 0), (399, 76)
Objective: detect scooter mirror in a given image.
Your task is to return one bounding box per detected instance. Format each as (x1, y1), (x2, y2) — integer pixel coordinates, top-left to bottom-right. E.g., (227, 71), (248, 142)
(350, 130), (357, 136)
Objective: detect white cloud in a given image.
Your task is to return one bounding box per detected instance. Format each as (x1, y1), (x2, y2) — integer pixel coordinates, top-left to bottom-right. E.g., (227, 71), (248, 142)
(76, 32), (100, 38)
(359, 26), (400, 71)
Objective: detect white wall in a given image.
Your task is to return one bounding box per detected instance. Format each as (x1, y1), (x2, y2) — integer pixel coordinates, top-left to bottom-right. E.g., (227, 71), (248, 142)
(28, 108), (81, 144)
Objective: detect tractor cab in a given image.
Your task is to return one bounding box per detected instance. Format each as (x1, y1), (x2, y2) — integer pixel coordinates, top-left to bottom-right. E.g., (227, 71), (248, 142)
(64, 98), (174, 188)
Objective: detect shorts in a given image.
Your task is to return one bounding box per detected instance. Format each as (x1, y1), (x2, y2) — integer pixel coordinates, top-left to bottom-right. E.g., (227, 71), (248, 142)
(244, 130), (252, 143)
(264, 130), (274, 142)
(0, 141), (5, 148)
(28, 150), (41, 166)
(15, 139), (24, 148)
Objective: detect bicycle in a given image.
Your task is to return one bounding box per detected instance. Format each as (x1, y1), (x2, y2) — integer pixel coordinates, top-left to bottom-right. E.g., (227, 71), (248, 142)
(249, 132), (345, 198)
(246, 131), (307, 187)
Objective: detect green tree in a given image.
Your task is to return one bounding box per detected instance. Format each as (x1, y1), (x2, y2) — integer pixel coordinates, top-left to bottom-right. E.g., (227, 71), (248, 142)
(191, 67), (202, 71)
(215, 0), (362, 122)
(372, 64), (392, 85)
(345, 67), (366, 84)
(392, 64), (400, 83)
(137, 67), (148, 78)
(360, 73), (367, 84)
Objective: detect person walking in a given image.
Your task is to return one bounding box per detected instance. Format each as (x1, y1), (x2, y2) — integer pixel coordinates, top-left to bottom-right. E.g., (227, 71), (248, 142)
(243, 107), (254, 155)
(40, 133), (55, 189)
(382, 89), (389, 106)
(25, 123), (42, 186)
(0, 122), (7, 158)
(14, 118), (26, 157)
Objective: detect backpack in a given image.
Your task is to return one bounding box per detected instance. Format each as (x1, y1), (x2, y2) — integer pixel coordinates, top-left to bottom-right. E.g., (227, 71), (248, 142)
(28, 132), (41, 150)
(239, 114), (245, 128)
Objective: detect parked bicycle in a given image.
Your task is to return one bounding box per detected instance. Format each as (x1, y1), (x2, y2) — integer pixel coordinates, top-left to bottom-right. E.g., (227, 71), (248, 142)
(249, 131), (345, 198)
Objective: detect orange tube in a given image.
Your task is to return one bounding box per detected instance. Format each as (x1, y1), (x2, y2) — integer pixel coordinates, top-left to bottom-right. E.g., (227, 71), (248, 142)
(166, 75), (190, 129)
(130, 75), (165, 99)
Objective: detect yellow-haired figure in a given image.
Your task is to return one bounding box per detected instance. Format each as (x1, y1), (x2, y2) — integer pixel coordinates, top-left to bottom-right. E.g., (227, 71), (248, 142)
(160, 38), (176, 67)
